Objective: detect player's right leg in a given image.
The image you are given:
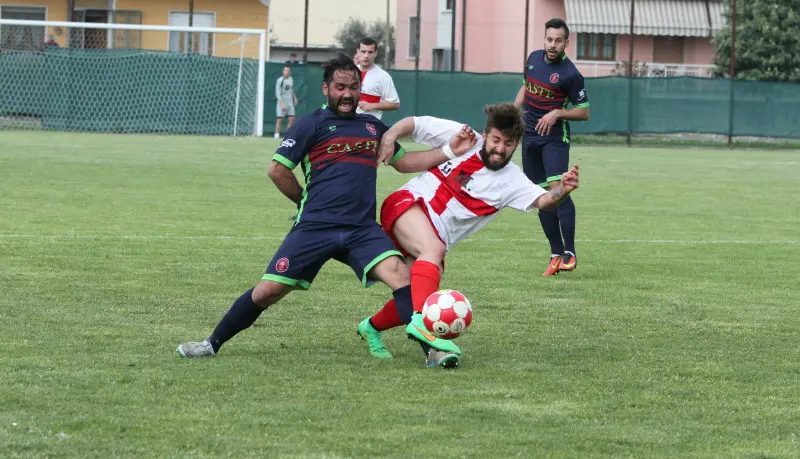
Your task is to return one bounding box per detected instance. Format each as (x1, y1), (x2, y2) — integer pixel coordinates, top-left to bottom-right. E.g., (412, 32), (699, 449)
(522, 137), (564, 276)
(542, 139), (576, 272)
(358, 192), (454, 357)
(274, 117), (283, 138)
(177, 224), (331, 358)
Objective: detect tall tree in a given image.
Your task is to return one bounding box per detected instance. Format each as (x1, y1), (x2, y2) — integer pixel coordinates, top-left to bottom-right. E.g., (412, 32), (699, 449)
(334, 18), (396, 68)
(713, 0), (800, 81)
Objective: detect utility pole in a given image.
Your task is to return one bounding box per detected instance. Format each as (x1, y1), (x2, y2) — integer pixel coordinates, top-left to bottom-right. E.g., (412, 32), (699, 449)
(303, 0), (309, 63)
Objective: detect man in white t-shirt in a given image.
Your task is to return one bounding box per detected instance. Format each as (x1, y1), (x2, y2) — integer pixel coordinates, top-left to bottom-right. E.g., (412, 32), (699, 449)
(355, 37), (400, 120)
(355, 103), (580, 368)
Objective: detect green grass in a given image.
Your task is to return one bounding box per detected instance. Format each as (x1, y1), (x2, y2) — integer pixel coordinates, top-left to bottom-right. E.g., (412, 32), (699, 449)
(1, 131), (800, 458)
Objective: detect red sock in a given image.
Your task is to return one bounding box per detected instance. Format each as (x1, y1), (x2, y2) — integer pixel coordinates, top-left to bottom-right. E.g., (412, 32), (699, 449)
(411, 260), (441, 313)
(370, 298), (403, 331)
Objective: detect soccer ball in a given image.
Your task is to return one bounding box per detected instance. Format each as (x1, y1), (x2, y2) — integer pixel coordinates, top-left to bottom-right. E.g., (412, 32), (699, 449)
(422, 289), (473, 339)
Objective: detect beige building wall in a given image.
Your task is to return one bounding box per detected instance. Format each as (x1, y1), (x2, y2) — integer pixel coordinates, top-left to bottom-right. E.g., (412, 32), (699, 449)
(269, 0), (395, 47)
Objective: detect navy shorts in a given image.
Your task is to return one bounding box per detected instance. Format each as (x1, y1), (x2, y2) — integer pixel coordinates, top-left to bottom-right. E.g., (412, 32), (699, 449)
(262, 222), (403, 290)
(521, 135), (570, 187)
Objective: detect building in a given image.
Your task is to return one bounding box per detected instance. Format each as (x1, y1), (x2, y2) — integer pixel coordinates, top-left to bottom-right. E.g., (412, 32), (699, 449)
(395, 0), (726, 77)
(267, 0), (396, 64)
(0, 0), (270, 59)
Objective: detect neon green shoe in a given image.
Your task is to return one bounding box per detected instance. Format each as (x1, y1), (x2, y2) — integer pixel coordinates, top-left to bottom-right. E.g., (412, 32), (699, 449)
(357, 317), (393, 359)
(406, 313), (462, 355)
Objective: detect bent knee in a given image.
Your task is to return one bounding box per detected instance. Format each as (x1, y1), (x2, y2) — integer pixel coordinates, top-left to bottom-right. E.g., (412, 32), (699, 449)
(252, 280), (292, 307)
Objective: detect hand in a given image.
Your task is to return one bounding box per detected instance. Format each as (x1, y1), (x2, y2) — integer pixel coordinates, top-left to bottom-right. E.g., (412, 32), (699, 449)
(448, 125), (478, 157)
(293, 98), (298, 106)
(280, 101), (286, 110)
(535, 110), (560, 136)
(358, 101), (375, 112)
(378, 133), (399, 165)
(561, 164), (579, 193)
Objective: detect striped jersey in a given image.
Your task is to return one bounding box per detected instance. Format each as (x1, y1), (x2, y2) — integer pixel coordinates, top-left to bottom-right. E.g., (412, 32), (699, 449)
(273, 107), (404, 226)
(357, 64), (399, 120)
(522, 49), (589, 141)
(397, 117), (546, 248)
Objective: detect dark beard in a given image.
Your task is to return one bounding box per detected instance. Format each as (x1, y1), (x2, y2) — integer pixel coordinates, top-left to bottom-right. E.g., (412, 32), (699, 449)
(330, 99), (357, 119)
(479, 146), (511, 171)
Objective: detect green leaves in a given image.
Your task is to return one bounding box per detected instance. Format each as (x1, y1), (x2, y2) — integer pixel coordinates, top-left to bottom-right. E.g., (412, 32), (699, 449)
(713, 0), (800, 81)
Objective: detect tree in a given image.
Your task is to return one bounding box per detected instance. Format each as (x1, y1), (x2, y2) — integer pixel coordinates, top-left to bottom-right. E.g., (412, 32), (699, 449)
(713, 0), (800, 82)
(334, 18), (396, 68)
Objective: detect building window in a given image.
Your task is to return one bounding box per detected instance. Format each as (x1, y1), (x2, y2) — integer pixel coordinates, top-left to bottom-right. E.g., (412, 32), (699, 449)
(432, 48), (456, 71)
(168, 11), (215, 56)
(408, 16), (419, 59)
(0, 6), (47, 51)
(576, 33), (615, 61)
(653, 36), (684, 63)
(445, 0), (455, 11)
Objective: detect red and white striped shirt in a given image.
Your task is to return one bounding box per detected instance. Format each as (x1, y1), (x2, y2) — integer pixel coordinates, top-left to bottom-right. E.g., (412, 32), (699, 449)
(398, 116), (546, 248)
(357, 64), (399, 120)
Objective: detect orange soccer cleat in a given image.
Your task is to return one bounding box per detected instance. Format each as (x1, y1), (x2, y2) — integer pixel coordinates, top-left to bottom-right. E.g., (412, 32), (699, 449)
(559, 251), (577, 272)
(542, 255), (562, 277)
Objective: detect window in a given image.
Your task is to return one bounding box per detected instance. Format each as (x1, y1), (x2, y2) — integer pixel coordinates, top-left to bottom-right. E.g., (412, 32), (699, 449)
(445, 0), (455, 11)
(432, 48), (456, 71)
(652, 36), (684, 64)
(408, 16), (419, 59)
(168, 11), (214, 56)
(0, 6), (46, 51)
(576, 33), (615, 61)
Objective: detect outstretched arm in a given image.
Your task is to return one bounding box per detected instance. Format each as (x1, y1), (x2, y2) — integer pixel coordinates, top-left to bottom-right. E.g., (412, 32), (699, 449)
(532, 164), (580, 210)
(388, 125), (478, 173)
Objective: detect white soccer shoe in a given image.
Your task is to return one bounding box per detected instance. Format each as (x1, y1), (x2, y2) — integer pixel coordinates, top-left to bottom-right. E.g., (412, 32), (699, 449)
(426, 349), (460, 369)
(177, 340), (215, 358)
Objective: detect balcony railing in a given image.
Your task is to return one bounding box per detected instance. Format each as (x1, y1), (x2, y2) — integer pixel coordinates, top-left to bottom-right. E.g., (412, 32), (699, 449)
(575, 60), (716, 78)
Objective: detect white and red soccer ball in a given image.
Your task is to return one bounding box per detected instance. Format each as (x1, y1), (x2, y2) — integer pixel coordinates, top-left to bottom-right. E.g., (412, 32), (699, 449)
(422, 289), (473, 339)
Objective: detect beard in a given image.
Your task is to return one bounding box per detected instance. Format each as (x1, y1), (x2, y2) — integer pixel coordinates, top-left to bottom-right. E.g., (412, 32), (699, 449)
(329, 96), (357, 119)
(480, 146), (512, 171)
(545, 48), (564, 62)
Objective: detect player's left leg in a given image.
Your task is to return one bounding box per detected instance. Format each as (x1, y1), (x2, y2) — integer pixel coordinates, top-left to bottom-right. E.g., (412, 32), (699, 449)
(542, 139), (576, 271)
(346, 225), (461, 363)
(287, 115), (295, 130)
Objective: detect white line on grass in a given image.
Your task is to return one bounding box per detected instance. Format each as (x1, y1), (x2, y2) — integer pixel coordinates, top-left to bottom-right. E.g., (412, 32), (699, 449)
(0, 234), (796, 245)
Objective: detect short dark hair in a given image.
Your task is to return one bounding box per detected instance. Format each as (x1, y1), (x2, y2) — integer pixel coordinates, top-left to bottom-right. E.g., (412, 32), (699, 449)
(289, 53), (297, 58)
(484, 103), (524, 142)
(544, 18), (569, 38)
(322, 53), (362, 85)
(358, 37), (378, 50)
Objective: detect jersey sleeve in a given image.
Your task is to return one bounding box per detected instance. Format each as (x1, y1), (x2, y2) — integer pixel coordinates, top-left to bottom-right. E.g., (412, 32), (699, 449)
(504, 171), (547, 212)
(376, 119), (406, 165)
(410, 116), (465, 149)
(566, 73), (589, 108)
(272, 114), (317, 169)
(381, 74), (400, 104)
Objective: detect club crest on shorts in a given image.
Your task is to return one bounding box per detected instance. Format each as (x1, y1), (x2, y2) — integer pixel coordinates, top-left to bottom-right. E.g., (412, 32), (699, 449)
(366, 123), (377, 136)
(550, 73), (560, 84)
(275, 257), (289, 273)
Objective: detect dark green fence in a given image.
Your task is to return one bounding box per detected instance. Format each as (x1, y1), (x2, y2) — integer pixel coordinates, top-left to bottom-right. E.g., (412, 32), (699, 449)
(2, 53), (799, 139)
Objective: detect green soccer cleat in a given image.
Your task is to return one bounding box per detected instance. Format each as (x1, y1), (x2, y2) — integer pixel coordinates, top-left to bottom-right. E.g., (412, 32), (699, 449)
(357, 317), (393, 359)
(406, 313), (462, 355)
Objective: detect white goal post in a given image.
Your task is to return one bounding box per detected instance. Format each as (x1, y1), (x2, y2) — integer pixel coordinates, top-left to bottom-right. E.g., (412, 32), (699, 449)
(0, 19), (266, 136)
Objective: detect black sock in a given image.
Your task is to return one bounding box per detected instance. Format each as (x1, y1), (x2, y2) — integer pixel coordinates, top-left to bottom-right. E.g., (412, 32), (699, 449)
(557, 196), (576, 255)
(538, 209), (565, 255)
(393, 285), (430, 356)
(208, 288), (264, 353)
(393, 285), (414, 325)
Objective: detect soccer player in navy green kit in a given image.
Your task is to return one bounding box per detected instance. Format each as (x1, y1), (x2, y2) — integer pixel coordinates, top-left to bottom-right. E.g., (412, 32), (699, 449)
(177, 54), (475, 367)
(514, 18), (590, 276)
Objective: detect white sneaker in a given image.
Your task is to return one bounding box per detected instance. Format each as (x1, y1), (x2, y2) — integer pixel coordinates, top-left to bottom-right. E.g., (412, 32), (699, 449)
(177, 340), (215, 358)
(273, 132), (280, 139)
(426, 349), (460, 369)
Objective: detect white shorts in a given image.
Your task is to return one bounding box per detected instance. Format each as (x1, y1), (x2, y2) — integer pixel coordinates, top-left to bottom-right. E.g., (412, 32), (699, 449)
(276, 101), (295, 118)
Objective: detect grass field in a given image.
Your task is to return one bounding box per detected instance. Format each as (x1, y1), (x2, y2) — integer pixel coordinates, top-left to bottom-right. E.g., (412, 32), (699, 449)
(1, 131), (799, 458)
